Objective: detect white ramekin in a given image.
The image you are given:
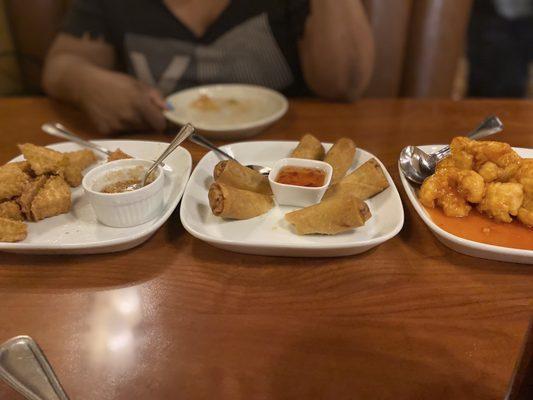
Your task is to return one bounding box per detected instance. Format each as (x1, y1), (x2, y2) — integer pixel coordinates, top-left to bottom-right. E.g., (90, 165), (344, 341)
(82, 159), (165, 227)
(268, 158), (332, 207)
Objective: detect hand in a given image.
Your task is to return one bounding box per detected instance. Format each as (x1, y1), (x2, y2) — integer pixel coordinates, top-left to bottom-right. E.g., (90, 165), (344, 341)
(78, 68), (167, 134)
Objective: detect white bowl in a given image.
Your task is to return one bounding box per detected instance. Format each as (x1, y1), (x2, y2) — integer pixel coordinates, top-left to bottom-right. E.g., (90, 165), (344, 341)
(268, 158), (333, 207)
(399, 144), (533, 264)
(82, 159), (165, 228)
(164, 84), (289, 140)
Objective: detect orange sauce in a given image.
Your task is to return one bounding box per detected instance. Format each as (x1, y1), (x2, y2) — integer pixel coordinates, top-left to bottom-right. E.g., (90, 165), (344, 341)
(276, 166), (326, 187)
(424, 206), (533, 250)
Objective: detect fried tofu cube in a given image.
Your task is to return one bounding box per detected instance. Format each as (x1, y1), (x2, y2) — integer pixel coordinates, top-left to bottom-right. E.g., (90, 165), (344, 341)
(17, 176), (48, 219)
(66, 149), (98, 169)
(0, 200), (23, 221)
(30, 176), (71, 221)
(478, 182), (524, 223)
(18, 143), (66, 176)
(107, 149), (132, 162)
(6, 161), (32, 174)
(0, 217), (27, 242)
(63, 149), (98, 187)
(0, 164), (30, 201)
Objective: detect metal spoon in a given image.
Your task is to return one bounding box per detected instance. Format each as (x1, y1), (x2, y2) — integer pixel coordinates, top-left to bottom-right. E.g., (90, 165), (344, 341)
(400, 115), (504, 185)
(417, 115), (503, 174)
(189, 133), (271, 175)
(0, 335), (69, 400)
(130, 123), (195, 190)
(42, 122), (174, 170)
(42, 122), (113, 157)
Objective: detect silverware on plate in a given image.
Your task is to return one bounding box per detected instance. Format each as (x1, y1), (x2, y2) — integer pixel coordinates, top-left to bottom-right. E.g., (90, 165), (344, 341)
(189, 133), (271, 175)
(132, 123), (194, 189)
(42, 122), (112, 157)
(399, 115), (504, 185)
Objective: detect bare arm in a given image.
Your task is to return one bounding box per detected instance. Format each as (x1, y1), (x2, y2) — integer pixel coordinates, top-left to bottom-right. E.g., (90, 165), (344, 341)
(299, 0), (375, 101)
(42, 34), (115, 104)
(43, 34), (166, 134)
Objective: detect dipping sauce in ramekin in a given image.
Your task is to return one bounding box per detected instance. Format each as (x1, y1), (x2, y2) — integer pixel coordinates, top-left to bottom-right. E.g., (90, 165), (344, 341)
(276, 166), (326, 187)
(268, 158), (332, 207)
(82, 159), (164, 227)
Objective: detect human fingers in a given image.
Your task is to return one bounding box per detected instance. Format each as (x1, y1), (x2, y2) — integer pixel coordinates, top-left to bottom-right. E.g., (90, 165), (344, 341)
(138, 96), (167, 132)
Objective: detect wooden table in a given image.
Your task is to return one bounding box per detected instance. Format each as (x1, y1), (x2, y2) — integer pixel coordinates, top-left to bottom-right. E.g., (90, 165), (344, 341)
(0, 98), (532, 400)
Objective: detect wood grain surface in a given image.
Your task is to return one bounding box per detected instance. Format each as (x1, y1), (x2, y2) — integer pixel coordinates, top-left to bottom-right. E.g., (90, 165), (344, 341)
(0, 98), (532, 400)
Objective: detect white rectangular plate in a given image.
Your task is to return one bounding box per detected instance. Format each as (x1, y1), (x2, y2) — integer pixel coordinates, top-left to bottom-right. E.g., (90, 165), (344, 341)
(180, 141), (404, 257)
(399, 145), (533, 264)
(0, 140), (192, 254)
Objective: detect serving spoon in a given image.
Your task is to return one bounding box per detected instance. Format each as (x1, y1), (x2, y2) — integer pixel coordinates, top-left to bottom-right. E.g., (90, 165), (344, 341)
(399, 115), (504, 185)
(189, 133), (271, 175)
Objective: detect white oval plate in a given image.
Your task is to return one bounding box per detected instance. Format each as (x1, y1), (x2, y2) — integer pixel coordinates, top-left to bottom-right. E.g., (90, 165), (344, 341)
(0, 140), (192, 254)
(399, 145), (533, 264)
(164, 84), (288, 140)
(180, 141), (404, 257)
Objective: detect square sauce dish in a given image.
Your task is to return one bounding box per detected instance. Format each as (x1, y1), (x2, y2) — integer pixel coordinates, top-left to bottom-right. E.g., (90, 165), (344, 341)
(268, 158), (332, 207)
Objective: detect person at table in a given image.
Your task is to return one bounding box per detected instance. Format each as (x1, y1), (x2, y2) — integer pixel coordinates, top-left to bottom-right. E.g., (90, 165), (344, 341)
(42, 0), (374, 134)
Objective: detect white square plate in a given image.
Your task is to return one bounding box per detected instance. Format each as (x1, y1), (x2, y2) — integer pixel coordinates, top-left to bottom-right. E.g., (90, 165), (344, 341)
(180, 141), (404, 257)
(399, 145), (533, 264)
(0, 140), (192, 254)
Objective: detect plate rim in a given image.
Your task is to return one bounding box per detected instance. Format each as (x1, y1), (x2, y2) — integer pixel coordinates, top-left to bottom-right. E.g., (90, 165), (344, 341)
(180, 140), (405, 251)
(399, 144), (533, 258)
(164, 83), (289, 132)
(0, 140), (192, 251)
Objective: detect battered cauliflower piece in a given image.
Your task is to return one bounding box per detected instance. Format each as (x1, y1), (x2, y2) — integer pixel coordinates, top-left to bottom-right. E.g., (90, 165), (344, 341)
(436, 190), (472, 217)
(477, 161), (499, 182)
(435, 156), (456, 172)
(450, 137), (474, 170)
(478, 182), (524, 223)
(450, 137), (521, 182)
(419, 167), (483, 217)
(513, 159), (533, 227)
(518, 198), (533, 227)
(456, 170), (485, 203)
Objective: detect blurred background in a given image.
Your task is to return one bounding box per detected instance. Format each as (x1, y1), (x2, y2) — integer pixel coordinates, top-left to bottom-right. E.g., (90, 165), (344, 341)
(0, 0), (532, 99)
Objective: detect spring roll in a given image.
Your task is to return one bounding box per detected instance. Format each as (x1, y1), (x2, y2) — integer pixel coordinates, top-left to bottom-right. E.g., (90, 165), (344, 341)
(285, 194), (371, 235)
(213, 160), (272, 195)
(290, 134), (325, 160)
(209, 182), (273, 220)
(324, 138), (356, 183)
(323, 159), (390, 201)
(0, 217), (27, 242)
